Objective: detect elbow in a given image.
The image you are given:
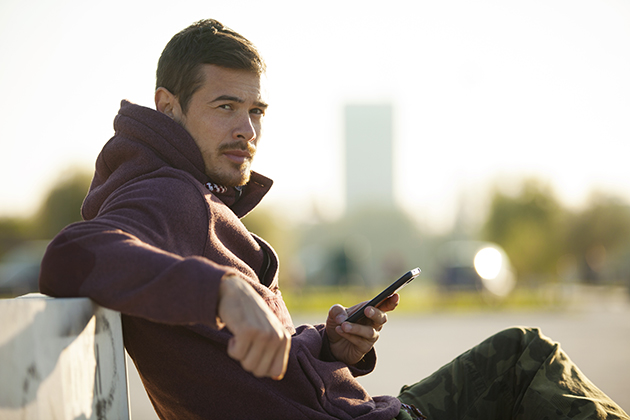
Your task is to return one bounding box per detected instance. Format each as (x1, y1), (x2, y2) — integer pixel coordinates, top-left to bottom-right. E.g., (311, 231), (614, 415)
(38, 233), (95, 297)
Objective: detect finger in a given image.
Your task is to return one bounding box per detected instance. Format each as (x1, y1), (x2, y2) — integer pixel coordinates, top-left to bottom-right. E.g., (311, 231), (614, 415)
(363, 306), (388, 331)
(251, 332), (290, 380)
(338, 322), (379, 343)
(335, 324), (378, 352)
(377, 293), (400, 313)
(240, 327), (288, 377)
(269, 334), (291, 380)
(227, 335), (253, 363)
(326, 304), (349, 343)
(240, 333), (276, 377)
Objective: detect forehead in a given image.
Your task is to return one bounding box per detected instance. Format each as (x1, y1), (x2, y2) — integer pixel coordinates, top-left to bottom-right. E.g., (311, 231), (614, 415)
(195, 64), (265, 101)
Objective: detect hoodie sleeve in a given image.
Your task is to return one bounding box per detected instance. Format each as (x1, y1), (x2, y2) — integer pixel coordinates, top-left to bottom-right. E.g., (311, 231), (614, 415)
(39, 173), (238, 328)
(316, 325), (377, 377)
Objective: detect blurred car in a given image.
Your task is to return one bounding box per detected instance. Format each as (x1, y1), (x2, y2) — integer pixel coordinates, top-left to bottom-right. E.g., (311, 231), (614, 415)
(0, 240), (49, 298)
(437, 240), (516, 298)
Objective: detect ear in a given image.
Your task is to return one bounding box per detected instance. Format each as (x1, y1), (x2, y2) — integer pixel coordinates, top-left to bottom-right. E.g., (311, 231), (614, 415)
(155, 87), (181, 120)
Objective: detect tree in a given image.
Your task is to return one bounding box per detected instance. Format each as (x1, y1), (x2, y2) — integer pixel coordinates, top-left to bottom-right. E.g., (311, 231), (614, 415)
(34, 170), (92, 239)
(482, 179), (565, 282)
(564, 193), (630, 283)
(0, 218), (33, 259)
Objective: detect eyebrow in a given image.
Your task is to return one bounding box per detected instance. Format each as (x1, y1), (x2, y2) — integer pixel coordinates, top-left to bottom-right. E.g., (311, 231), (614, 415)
(211, 95), (268, 109)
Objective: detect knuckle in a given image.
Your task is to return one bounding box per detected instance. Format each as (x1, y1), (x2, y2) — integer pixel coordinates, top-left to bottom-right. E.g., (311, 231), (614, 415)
(241, 358), (256, 372)
(251, 366), (267, 378)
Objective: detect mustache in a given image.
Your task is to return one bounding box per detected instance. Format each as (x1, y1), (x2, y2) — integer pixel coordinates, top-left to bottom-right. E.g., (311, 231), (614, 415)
(218, 141), (256, 156)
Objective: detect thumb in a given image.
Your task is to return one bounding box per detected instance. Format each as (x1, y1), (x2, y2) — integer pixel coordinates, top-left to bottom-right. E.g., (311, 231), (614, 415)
(328, 304), (347, 324)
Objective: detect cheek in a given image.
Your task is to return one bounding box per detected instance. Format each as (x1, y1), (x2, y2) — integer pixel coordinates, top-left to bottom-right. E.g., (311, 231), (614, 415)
(254, 122), (263, 141)
(191, 121), (224, 150)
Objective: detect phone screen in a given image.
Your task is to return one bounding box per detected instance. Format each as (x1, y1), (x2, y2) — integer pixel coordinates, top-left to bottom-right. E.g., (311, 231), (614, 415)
(345, 267), (421, 324)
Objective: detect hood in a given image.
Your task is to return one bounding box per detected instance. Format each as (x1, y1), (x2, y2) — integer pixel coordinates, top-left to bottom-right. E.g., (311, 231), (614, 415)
(82, 100), (272, 220)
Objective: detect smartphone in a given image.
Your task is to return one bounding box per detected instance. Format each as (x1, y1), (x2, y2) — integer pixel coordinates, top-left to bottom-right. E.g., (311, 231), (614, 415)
(345, 267), (422, 324)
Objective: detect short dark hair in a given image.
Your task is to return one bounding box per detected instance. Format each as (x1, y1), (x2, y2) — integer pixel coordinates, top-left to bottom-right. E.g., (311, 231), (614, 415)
(156, 19), (266, 113)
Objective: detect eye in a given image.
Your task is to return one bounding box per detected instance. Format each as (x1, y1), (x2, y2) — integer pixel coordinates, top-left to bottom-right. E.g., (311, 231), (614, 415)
(250, 108), (265, 116)
(218, 104), (233, 110)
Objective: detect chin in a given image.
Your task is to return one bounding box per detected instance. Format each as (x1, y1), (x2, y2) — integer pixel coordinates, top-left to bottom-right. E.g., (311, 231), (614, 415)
(211, 167), (251, 187)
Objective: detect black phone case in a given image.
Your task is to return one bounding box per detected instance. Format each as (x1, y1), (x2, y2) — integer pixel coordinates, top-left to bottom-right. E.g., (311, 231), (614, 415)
(345, 267), (421, 323)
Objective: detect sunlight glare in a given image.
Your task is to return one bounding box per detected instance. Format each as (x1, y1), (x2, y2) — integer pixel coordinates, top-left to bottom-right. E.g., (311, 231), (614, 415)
(474, 247), (502, 280)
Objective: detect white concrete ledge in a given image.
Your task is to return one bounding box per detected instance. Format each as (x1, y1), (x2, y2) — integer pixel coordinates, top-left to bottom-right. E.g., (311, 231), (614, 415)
(0, 294), (129, 419)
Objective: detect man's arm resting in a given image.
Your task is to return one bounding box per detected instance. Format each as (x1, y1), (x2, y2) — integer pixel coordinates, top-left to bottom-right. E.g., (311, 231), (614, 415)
(217, 274), (291, 380)
(39, 225), (231, 328)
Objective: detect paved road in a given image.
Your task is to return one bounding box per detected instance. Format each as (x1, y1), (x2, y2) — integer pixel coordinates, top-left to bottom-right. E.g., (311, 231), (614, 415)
(127, 290), (630, 418)
(352, 306), (630, 412)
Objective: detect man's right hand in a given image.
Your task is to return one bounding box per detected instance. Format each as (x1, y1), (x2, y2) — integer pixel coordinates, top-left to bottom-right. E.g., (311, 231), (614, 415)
(217, 274), (291, 380)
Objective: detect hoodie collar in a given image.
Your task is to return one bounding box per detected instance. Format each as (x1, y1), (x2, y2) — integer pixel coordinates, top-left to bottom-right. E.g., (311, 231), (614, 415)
(83, 101), (273, 220)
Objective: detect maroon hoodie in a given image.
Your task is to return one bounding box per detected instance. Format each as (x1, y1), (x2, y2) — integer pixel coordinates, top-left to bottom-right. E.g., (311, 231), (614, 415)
(39, 100), (401, 419)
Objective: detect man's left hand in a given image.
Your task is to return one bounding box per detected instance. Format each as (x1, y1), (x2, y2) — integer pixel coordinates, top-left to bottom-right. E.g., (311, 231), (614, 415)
(325, 294), (399, 366)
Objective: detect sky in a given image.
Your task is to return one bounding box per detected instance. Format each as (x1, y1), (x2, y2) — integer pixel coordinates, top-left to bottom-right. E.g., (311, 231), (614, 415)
(1, 0), (629, 233)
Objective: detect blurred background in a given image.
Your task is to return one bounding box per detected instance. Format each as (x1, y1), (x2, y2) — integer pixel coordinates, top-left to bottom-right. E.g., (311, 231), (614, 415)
(1, 0), (629, 414)
(2, 0), (630, 301)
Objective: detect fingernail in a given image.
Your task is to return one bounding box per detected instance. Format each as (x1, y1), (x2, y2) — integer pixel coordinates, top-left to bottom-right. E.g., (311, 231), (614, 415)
(366, 307), (375, 317)
(342, 322), (353, 332)
(336, 314), (347, 324)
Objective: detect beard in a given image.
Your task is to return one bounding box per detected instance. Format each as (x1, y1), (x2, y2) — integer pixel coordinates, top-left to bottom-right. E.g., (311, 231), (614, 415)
(207, 141), (257, 187)
(216, 162), (252, 187)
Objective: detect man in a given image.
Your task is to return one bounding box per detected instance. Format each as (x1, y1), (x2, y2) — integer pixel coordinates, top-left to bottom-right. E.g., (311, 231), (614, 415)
(39, 19), (627, 420)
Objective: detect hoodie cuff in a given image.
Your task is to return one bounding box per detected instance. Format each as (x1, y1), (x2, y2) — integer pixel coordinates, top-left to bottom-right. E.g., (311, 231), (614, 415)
(320, 330), (377, 377)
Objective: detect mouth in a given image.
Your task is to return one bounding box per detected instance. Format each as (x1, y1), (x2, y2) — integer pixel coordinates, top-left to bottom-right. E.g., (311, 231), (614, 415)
(222, 149), (253, 165)
(220, 142), (256, 165)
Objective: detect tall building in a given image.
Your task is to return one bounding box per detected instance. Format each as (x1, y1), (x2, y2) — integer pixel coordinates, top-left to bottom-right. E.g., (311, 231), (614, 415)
(299, 103), (429, 287)
(344, 104), (394, 212)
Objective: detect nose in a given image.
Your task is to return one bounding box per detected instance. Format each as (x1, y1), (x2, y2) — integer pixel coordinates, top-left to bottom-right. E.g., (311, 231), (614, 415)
(234, 113), (257, 143)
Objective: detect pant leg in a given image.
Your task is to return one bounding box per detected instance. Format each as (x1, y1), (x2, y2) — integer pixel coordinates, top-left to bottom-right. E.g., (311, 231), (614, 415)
(396, 327), (628, 420)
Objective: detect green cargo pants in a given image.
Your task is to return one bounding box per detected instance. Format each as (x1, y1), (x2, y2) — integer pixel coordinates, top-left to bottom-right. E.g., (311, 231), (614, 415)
(395, 327), (628, 420)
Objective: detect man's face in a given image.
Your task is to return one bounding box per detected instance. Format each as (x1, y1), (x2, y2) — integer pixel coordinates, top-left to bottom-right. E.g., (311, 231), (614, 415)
(170, 65), (267, 186)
